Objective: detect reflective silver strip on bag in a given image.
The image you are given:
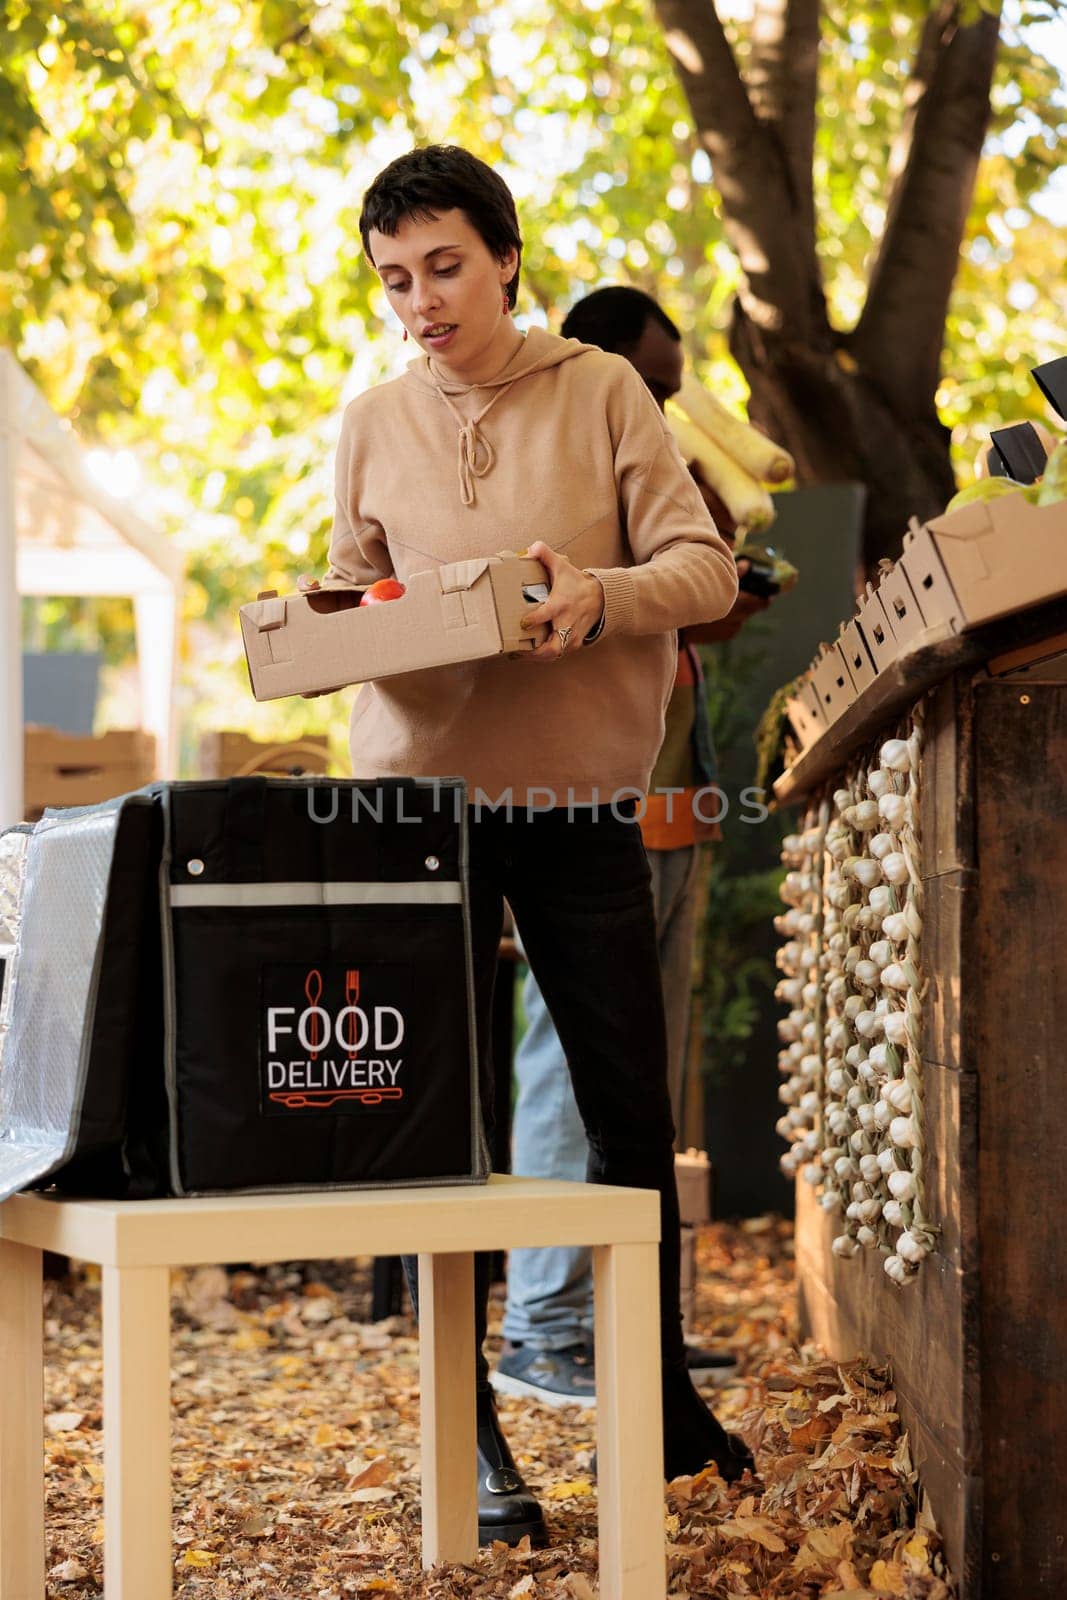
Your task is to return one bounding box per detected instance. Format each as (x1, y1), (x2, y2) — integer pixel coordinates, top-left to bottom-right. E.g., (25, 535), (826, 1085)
(0, 806), (123, 1202)
(169, 881), (463, 908)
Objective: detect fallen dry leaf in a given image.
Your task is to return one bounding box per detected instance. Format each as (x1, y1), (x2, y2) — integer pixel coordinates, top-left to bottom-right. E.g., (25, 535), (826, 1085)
(45, 1411), (85, 1433)
(48, 1558), (88, 1581)
(719, 1513), (788, 1552)
(182, 1550), (218, 1568)
(903, 1531), (933, 1571)
(348, 1456), (393, 1490)
(239, 1512), (273, 1537)
(869, 1557), (908, 1593)
(542, 1479), (594, 1501)
(566, 1576), (596, 1600)
(793, 1521), (854, 1569)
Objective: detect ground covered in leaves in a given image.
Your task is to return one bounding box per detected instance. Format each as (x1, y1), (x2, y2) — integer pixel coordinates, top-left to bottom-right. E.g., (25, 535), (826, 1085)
(40, 1218), (955, 1598)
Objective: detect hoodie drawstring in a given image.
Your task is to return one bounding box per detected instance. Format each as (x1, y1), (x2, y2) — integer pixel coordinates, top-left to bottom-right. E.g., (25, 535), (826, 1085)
(434, 381), (517, 506)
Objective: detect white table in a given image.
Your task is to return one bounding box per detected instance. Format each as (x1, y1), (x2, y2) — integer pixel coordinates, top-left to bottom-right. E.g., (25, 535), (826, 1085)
(0, 1174), (665, 1600)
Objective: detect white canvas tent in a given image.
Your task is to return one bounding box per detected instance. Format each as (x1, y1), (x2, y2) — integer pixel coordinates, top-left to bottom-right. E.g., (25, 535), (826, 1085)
(0, 349), (184, 830)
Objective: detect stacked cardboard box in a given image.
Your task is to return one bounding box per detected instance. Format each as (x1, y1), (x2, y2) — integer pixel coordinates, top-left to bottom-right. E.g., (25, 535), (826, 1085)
(785, 491), (1067, 758)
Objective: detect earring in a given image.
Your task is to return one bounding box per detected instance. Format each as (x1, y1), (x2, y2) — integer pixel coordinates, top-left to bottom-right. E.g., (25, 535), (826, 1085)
(502, 292), (510, 315)
(402, 328), (408, 341)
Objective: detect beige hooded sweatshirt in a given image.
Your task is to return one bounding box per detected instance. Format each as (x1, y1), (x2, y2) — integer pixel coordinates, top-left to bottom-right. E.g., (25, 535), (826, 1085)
(325, 327), (738, 806)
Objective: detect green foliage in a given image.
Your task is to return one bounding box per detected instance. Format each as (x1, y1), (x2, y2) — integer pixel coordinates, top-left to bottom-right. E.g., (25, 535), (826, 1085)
(2, 0), (1065, 758)
(697, 629), (792, 1081)
(699, 862), (787, 1083)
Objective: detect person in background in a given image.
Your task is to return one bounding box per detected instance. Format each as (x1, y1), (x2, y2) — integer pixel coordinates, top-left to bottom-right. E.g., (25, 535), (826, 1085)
(493, 287), (771, 1409)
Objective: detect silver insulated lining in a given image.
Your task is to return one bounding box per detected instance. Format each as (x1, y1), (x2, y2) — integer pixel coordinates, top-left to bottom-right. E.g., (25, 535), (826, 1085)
(0, 806), (122, 1201)
(0, 828), (30, 1090)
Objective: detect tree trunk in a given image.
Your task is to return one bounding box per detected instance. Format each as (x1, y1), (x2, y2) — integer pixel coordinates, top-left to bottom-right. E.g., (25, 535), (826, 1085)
(730, 305), (957, 577)
(653, 0), (1000, 576)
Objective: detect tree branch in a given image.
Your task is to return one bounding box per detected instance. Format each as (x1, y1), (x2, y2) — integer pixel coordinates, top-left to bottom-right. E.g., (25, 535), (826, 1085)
(746, 0), (821, 243)
(651, 0), (827, 344)
(851, 4), (1001, 409)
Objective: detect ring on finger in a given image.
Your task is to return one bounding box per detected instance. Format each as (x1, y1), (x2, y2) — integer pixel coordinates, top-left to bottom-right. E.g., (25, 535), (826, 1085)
(556, 624), (573, 655)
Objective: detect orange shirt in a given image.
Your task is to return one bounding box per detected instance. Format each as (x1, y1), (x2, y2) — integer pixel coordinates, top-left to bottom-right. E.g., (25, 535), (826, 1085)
(638, 648), (721, 850)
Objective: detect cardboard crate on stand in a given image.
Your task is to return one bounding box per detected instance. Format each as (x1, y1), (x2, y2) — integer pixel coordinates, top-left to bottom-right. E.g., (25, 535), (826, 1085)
(901, 491), (1067, 633)
(200, 730), (332, 780)
(23, 728), (155, 820)
(676, 1150), (711, 1335)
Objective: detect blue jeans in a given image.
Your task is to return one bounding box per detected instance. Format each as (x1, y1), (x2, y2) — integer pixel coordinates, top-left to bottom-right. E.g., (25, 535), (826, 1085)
(503, 844), (701, 1350)
(403, 804), (685, 1385)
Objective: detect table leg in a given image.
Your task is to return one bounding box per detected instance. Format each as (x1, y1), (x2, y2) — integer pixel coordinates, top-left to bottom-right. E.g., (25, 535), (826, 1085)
(593, 1240), (665, 1600)
(0, 1240), (44, 1600)
(417, 1252), (477, 1566)
(101, 1266), (172, 1600)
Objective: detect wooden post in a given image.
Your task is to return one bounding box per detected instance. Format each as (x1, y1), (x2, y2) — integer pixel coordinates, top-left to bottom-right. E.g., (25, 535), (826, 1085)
(101, 1265), (172, 1600)
(593, 1240), (665, 1600)
(0, 1240), (44, 1600)
(417, 1252), (477, 1566)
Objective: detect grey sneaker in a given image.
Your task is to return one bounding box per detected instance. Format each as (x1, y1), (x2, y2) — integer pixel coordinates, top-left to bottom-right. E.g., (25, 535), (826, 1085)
(491, 1342), (598, 1408)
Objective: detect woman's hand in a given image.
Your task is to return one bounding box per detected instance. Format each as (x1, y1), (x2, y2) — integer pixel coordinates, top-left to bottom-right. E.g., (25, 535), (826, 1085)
(519, 541), (605, 662)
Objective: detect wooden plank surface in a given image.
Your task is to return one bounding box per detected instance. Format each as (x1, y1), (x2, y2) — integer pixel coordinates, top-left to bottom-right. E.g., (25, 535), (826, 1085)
(593, 1241), (666, 1600)
(418, 1253), (477, 1565)
(920, 871), (977, 1074)
(0, 1175), (660, 1267)
(920, 677), (976, 878)
(973, 680), (1067, 1596)
(916, 1061), (974, 1272)
(101, 1266), (172, 1600)
(0, 1240), (44, 1600)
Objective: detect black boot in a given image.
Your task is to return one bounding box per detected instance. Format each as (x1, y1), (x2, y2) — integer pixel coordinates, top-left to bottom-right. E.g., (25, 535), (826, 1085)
(477, 1383), (548, 1548)
(661, 1361), (755, 1484)
(590, 1364), (754, 1486)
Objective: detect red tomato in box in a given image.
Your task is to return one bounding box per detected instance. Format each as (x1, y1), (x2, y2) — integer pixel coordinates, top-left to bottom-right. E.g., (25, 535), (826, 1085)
(359, 579), (406, 606)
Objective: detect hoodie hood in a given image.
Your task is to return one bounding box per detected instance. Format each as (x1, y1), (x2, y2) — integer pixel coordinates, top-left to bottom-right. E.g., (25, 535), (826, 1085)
(404, 326), (594, 393)
(404, 328), (597, 505)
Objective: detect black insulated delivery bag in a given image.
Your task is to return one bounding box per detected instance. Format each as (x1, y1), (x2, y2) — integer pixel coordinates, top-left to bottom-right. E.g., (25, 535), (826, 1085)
(0, 777), (488, 1199)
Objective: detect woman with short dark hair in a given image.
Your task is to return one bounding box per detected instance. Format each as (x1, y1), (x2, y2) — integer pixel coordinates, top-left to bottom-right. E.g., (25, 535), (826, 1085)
(314, 143), (752, 1546)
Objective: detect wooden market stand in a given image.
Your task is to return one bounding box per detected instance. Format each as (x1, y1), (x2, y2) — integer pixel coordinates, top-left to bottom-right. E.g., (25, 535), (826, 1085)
(774, 592), (1067, 1599)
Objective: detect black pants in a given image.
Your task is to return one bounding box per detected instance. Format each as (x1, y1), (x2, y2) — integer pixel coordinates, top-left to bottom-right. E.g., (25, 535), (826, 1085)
(406, 803), (684, 1385)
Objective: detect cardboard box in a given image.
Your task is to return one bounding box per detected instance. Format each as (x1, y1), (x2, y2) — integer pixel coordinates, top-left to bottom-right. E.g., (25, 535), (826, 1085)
(240, 555), (551, 702)
(876, 561), (925, 651)
(675, 1149), (711, 1225)
(24, 727), (156, 817)
(810, 642), (858, 725)
(200, 730), (331, 779)
(838, 616), (878, 694)
(909, 491), (1067, 632)
(896, 520), (963, 632)
(855, 581), (899, 675)
(785, 678), (827, 754)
